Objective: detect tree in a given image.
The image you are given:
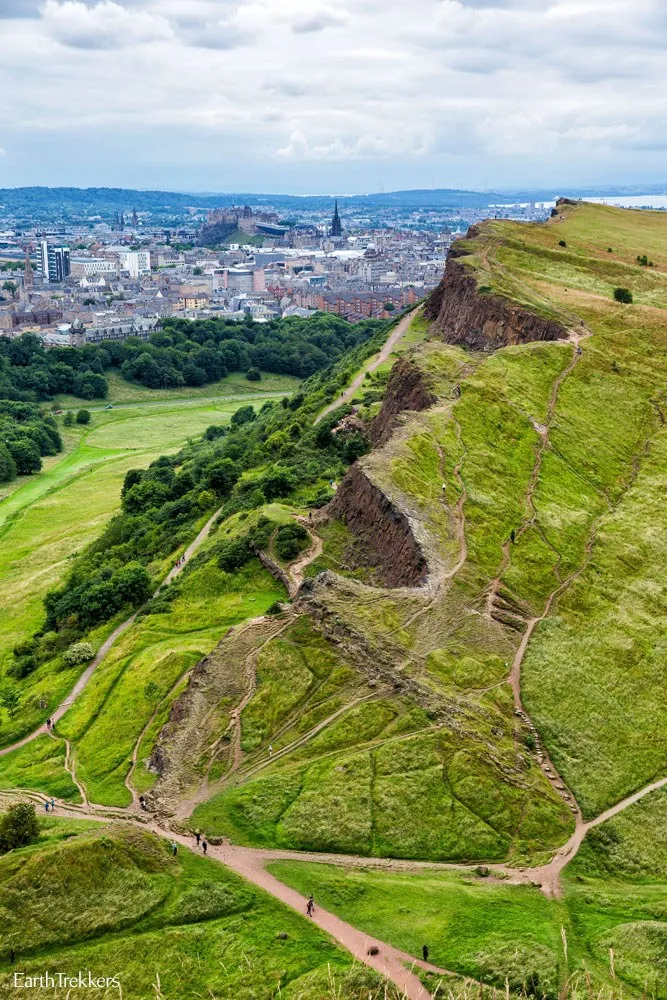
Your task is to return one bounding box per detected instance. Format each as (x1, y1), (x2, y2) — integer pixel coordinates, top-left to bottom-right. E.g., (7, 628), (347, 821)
(246, 367), (261, 381)
(0, 443), (16, 484)
(614, 287), (633, 304)
(193, 267), (203, 276)
(0, 683), (20, 719)
(76, 409), (91, 425)
(230, 404), (256, 428)
(0, 803), (39, 854)
(8, 439), (41, 475)
(274, 522), (309, 561)
(2, 280), (17, 299)
(63, 411), (74, 427)
(205, 458), (240, 496)
(383, 302), (395, 312)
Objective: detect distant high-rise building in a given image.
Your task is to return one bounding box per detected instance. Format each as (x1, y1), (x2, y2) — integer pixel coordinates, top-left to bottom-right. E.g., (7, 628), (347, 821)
(38, 240), (71, 283)
(330, 200), (343, 237)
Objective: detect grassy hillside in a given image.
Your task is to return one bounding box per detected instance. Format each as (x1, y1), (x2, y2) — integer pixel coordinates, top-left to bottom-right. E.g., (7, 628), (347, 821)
(182, 203), (666, 868)
(0, 817), (399, 1000)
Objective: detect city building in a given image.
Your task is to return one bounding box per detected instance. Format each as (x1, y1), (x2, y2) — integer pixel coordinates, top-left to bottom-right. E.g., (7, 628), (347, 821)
(38, 240), (71, 282)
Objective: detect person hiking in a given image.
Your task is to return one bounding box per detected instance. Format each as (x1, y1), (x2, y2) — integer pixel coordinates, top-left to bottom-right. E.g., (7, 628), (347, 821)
(202, 840), (208, 855)
(171, 842), (178, 857)
(46, 717), (51, 730)
(422, 945), (429, 963)
(195, 831), (201, 846)
(44, 801), (49, 812)
(50, 798), (55, 810)
(9, 948), (15, 964)
(306, 895), (315, 917)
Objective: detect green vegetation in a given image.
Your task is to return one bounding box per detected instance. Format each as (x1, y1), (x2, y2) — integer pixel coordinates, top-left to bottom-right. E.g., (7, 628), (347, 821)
(0, 819), (399, 999)
(0, 801), (39, 852)
(0, 401), (62, 482)
(1, 314), (387, 402)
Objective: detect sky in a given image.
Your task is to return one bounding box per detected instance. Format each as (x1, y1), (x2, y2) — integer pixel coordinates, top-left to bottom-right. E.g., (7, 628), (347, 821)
(0, 0), (666, 194)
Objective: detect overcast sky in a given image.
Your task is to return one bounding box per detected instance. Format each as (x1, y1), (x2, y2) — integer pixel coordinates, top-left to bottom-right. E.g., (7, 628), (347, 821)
(0, 0), (666, 194)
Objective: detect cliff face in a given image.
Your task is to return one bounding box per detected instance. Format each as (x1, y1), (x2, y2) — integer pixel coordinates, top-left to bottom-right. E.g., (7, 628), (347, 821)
(329, 464), (428, 588)
(371, 357), (437, 447)
(425, 251), (566, 351)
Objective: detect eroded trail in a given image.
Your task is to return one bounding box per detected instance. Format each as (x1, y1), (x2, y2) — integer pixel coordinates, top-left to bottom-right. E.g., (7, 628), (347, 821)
(0, 505), (225, 762)
(315, 307), (420, 425)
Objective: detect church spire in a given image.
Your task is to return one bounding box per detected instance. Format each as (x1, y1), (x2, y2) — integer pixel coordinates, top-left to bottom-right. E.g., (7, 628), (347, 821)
(23, 244), (34, 289)
(330, 199), (342, 238)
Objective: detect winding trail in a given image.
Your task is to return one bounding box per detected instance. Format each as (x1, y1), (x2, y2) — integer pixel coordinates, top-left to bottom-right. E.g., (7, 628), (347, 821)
(0, 504), (225, 761)
(315, 307), (421, 425)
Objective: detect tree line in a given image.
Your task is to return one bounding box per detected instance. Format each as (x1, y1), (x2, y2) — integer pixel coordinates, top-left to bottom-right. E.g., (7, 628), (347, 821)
(0, 314), (385, 401)
(8, 323), (390, 687)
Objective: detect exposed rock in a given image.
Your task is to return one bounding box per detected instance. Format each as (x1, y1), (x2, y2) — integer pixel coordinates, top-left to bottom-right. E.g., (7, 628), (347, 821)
(329, 465), (428, 588)
(424, 251), (566, 352)
(371, 357), (437, 447)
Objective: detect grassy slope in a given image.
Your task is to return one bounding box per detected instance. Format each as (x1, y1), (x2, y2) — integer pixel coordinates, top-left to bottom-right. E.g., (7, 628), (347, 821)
(0, 819), (398, 1000)
(0, 389), (291, 746)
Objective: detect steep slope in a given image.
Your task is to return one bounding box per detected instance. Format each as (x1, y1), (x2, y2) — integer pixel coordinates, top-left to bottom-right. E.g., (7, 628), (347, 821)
(150, 203), (667, 880)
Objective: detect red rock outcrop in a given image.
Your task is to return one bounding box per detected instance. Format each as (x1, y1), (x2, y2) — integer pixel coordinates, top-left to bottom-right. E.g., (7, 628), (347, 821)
(371, 357), (437, 447)
(329, 464), (428, 587)
(425, 247), (566, 351)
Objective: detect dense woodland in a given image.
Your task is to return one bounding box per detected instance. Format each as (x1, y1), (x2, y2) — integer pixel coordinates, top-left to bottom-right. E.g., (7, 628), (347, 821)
(0, 401), (62, 483)
(0, 314), (385, 399)
(11, 324), (389, 680)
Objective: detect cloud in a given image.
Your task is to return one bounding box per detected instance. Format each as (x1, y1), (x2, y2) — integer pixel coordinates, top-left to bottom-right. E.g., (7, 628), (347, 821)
(291, 5), (348, 33)
(0, 0), (666, 191)
(40, 0), (173, 48)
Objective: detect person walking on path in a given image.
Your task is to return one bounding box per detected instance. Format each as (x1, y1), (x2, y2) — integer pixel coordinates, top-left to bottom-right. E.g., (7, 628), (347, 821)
(202, 840), (208, 855)
(50, 798), (55, 811)
(171, 842), (178, 857)
(306, 895), (315, 917)
(195, 831), (201, 846)
(44, 801), (49, 812)
(422, 945), (429, 963)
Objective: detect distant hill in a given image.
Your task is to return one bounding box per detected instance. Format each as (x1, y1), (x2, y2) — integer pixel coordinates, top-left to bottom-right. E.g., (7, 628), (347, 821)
(2, 183), (667, 220)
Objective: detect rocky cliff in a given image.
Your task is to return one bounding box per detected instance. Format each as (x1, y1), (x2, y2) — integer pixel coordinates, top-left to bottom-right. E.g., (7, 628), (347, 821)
(329, 464), (428, 587)
(370, 357), (437, 447)
(425, 246), (566, 351)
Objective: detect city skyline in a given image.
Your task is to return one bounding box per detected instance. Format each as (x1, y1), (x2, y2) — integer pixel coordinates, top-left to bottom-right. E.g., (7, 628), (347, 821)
(1, 1), (666, 194)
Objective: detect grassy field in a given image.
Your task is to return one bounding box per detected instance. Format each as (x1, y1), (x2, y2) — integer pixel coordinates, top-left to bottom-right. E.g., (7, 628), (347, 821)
(0, 817), (398, 1000)
(54, 368), (300, 408)
(0, 381), (295, 747)
(271, 804), (667, 1000)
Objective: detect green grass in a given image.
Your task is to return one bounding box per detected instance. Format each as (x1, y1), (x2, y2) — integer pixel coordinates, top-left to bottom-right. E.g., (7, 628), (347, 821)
(0, 388), (294, 746)
(269, 861), (571, 994)
(52, 556), (285, 806)
(0, 736), (80, 802)
(54, 368), (299, 407)
(0, 819), (399, 999)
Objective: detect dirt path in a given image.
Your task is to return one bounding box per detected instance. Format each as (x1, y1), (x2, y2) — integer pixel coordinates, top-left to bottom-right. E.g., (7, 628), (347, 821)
(287, 524), (324, 596)
(0, 505), (225, 762)
(315, 308), (420, 425)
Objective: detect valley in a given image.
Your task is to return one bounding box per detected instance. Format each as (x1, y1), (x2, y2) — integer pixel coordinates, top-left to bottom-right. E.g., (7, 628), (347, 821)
(1, 202), (666, 1000)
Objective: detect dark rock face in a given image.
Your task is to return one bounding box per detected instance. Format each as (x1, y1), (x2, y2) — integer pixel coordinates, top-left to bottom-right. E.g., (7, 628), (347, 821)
(371, 357), (437, 447)
(329, 465), (428, 587)
(425, 255), (565, 352)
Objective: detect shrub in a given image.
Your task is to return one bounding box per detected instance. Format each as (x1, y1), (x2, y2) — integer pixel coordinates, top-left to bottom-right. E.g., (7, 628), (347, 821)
(76, 409), (91, 425)
(63, 641), (96, 667)
(274, 522), (310, 561)
(0, 803), (39, 854)
(217, 538), (252, 572)
(558, 240), (567, 248)
(246, 368), (261, 381)
(614, 287), (633, 304)
(230, 404), (255, 428)
(63, 411), (74, 427)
